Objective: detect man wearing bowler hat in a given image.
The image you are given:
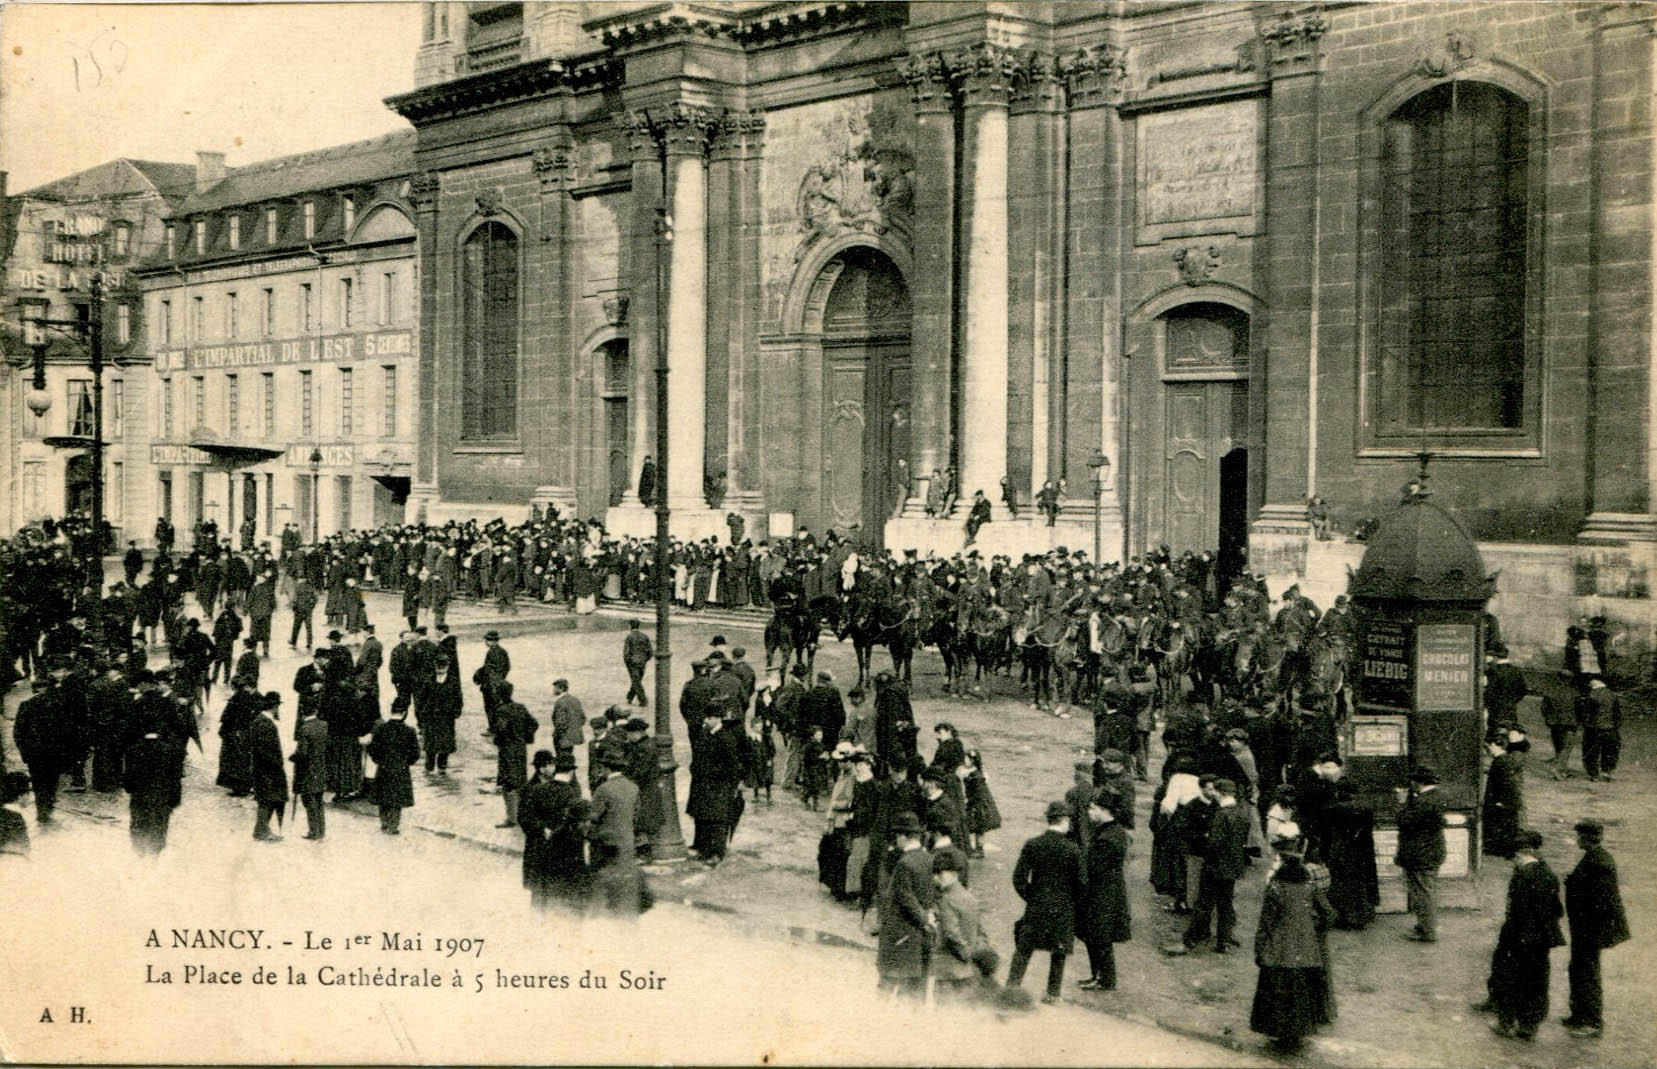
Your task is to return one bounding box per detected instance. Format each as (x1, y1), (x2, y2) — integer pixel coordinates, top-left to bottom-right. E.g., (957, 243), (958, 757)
(876, 810), (935, 996)
(1484, 829), (1564, 1041)
(1008, 801), (1084, 1003)
(1562, 819), (1630, 1038)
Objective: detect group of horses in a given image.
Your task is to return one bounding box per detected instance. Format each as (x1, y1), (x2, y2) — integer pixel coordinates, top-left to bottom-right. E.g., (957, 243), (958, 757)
(763, 582), (1351, 714)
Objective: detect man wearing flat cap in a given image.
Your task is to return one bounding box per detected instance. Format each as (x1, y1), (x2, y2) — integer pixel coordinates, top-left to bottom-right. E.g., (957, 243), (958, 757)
(1484, 829), (1564, 1041)
(1563, 819), (1630, 1038)
(1394, 766), (1446, 943)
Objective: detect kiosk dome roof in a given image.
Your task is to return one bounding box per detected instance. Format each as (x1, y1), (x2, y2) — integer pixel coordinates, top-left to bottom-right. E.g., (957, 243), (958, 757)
(1351, 494), (1494, 603)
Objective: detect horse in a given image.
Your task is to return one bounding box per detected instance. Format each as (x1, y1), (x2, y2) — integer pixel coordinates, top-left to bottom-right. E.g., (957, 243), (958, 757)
(923, 602), (971, 696)
(966, 602), (1013, 692)
(843, 594), (918, 688)
(765, 594), (834, 679)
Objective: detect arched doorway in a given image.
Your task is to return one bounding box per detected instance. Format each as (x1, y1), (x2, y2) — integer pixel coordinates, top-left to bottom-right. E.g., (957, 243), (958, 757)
(1146, 300), (1252, 559)
(819, 247), (911, 550)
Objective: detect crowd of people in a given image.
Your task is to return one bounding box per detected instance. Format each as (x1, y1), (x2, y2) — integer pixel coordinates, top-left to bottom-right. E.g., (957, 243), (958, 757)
(0, 507), (1636, 1054)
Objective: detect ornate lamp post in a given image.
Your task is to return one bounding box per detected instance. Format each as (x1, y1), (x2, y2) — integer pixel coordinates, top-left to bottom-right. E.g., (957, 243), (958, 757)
(308, 447), (323, 543)
(1087, 448), (1112, 564)
(650, 202), (687, 861)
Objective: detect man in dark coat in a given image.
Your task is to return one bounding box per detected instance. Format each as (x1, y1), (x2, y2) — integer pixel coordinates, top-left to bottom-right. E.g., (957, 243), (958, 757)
(1484, 645), (1528, 726)
(588, 750), (646, 915)
(367, 705), (420, 834)
(475, 630), (511, 735)
(550, 679), (586, 764)
(1562, 819), (1630, 1038)
(288, 577), (318, 650)
(1395, 767), (1446, 943)
(623, 718), (663, 852)
(1481, 735), (1525, 859)
(800, 671), (847, 747)
(519, 750), (588, 909)
(247, 692), (287, 841)
(1008, 800), (1084, 1002)
(876, 811), (935, 996)
(622, 619), (653, 707)
(210, 606), (243, 684)
(1181, 778), (1251, 953)
(292, 703), (328, 840)
(122, 728), (184, 855)
(1324, 781), (1379, 930)
(490, 682), (536, 830)
(12, 668), (72, 824)
(216, 677), (260, 797)
(1079, 788), (1131, 991)
(687, 710), (743, 864)
(1484, 829), (1565, 1041)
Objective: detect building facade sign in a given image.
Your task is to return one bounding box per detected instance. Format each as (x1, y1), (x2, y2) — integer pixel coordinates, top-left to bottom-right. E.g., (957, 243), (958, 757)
(1359, 617), (1412, 710)
(1137, 98), (1258, 237)
(7, 266), (128, 292)
(153, 329), (413, 373)
(284, 443), (355, 468)
(149, 444), (208, 466)
(1415, 623), (1477, 711)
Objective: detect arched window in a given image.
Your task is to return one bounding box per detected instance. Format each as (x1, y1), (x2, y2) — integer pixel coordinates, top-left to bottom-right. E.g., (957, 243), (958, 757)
(461, 222), (518, 440)
(1377, 82), (1529, 435)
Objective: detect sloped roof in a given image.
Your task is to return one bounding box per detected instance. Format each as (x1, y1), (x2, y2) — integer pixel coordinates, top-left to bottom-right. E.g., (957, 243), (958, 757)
(21, 158), (194, 203)
(179, 130), (417, 214)
(1351, 495), (1495, 603)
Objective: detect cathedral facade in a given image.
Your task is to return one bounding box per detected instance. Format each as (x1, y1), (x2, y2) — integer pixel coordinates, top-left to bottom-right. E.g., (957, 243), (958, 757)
(390, 1), (1657, 664)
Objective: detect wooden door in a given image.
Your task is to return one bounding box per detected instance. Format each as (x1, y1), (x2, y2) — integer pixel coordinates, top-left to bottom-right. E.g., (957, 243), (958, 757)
(1163, 381), (1247, 557)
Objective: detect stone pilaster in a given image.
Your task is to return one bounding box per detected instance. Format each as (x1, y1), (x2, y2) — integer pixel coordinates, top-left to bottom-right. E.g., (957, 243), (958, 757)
(530, 141), (578, 515)
(950, 42), (1016, 516)
(714, 110), (767, 523)
(621, 110), (663, 505)
(1008, 51), (1063, 509)
(408, 170), (442, 514)
(899, 51), (956, 513)
(1253, 7), (1329, 542)
(657, 102), (718, 515)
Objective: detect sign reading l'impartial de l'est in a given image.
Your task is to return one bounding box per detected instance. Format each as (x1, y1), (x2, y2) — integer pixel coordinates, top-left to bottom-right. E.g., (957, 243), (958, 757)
(154, 329), (412, 373)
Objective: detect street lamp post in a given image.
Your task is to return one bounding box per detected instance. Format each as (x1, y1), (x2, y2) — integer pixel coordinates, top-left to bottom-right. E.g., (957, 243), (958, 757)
(650, 201), (687, 861)
(1087, 448), (1111, 565)
(308, 447), (323, 543)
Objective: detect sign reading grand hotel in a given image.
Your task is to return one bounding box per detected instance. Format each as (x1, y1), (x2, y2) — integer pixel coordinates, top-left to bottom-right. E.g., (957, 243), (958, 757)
(154, 329), (412, 373)
(1138, 99), (1257, 227)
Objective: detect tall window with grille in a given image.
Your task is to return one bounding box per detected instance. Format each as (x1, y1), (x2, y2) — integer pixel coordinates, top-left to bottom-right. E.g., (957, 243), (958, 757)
(68, 379), (94, 437)
(162, 377), (174, 439)
(382, 365), (398, 437)
(262, 288), (275, 336)
(191, 296), (204, 340)
(159, 299), (172, 344)
(301, 283), (314, 331)
(261, 372), (275, 437)
(227, 291), (239, 338)
(339, 367), (354, 435)
(461, 222), (519, 439)
(111, 379), (125, 439)
(192, 375), (205, 428)
(340, 277), (354, 328)
(300, 370), (313, 437)
(380, 271), (396, 324)
(1376, 81), (1531, 438)
(226, 373), (240, 438)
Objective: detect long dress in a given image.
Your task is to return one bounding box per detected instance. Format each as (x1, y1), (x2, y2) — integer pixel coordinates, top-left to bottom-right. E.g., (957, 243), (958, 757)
(1250, 858), (1338, 1043)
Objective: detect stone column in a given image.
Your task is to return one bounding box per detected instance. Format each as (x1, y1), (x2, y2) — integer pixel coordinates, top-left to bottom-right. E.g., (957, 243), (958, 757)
(1060, 44), (1128, 541)
(408, 171), (442, 518)
(1252, 11), (1328, 541)
(622, 111), (663, 502)
(1008, 52), (1064, 510)
(659, 102), (716, 514)
(899, 52), (956, 510)
(952, 43), (1015, 514)
(531, 141), (578, 515)
(717, 110), (767, 521)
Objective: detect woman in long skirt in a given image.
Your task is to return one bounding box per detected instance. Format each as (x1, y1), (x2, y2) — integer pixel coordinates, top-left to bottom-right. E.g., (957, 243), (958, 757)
(1150, 755), (1203, 908)
(1250, 829), (1337, 1053)
(960, 748), (1001, 858)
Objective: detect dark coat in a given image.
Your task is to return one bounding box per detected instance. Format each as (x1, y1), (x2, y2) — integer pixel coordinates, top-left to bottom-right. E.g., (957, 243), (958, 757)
(292, 718), (328, 795)
(1324, 798), (1380, 927)
(520, 774), (588, 897)
(1498, 859), (1566, 951)
(215, 690), (259, 792)
(122, 733), (185, 815)
(1564, 845), (1630, 950)
(1080, 821), (1132, 944)
(1392, 787), (1446, 872)
(687, 724), (743, 823)
(367, 719), (420, 809)
(800, 684), (847, 743)
(1012, 829), (1083, 952)
(1204, 802), (1254, 881)
(1254, 863), (1335, 968)
(876, 845), (936, 980)
(246, 713), (288, 808)
(627, 735), (663, 838)
(1482, 753), (1523, 858)
(493, 702), (537, 790)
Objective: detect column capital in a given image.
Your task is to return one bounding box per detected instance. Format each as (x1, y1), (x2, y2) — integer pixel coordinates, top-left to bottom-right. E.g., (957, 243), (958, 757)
(1259, 6), (1329, 74)
(1060, 42), (1129, 110)
(1009, 50), (1064, 114)
(408, 171), (441, 214)
(620, 109), (660, 163)
(947, 41), (1019, 108)
(899, 51), (954, 114)
(656, 101), (719, 158)
(532, 145), (576, 191)
(709, 108), (765, 161)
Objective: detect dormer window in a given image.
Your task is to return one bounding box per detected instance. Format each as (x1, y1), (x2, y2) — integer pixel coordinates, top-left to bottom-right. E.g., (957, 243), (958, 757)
(165, 224), (176, 258)
(112, 223), (131, 257)
(303, 200), (316, 240)
(265, 207), (278, 244)
(229, 215), (241, 250)
(194, 219), (207, 255)
(343, 194), (356, 232)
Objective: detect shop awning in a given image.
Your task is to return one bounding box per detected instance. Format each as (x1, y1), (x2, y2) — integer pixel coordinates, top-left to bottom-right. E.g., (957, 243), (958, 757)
(41, 435), (108, 450)
(190, 439), (285, 464)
